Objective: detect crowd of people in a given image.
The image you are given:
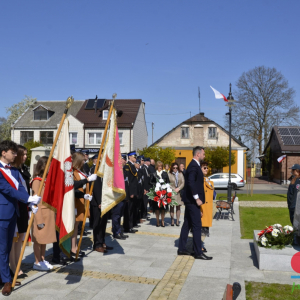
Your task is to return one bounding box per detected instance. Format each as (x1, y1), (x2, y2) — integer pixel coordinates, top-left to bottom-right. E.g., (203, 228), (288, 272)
(0, 140), (217, 296)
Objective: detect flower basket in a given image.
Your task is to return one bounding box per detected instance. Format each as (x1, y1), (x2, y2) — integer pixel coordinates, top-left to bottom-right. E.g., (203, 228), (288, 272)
(146, 178), (178, 208)
(257, 224), (294, 250)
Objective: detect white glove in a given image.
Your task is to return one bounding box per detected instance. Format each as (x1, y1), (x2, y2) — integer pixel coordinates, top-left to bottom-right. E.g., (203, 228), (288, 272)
(28, 195), (41, 205)
(29, 203), (38, 214)
(88, 174), (97, 182)
(84, 194), (93, 201)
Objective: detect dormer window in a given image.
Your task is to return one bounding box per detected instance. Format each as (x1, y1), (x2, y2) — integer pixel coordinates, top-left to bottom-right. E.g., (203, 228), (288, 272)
(33, 106), (54, 120)
(103, 110), (108, 120)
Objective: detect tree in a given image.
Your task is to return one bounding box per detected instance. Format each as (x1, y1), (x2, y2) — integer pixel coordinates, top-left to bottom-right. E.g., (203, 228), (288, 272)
(232, 66), (299, 155)
(23, 140), (43, 167)
(0, 96), (37, 141)
(204, 147), (236, 173)
(0, 117), (7, 142)
(138, 145), (176, 166)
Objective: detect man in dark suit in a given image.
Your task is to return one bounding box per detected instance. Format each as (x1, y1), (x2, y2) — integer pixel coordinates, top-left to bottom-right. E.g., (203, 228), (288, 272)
(178, 146), (212, 260)
(82, 150), (90, 175)
(0, 141), (41, 295)
(141, 157), (151, 219)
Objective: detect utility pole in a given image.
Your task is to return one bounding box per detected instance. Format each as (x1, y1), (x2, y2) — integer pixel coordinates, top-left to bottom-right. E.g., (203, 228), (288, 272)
(198, 87), (200, 113)
(152, 122), (154, 144)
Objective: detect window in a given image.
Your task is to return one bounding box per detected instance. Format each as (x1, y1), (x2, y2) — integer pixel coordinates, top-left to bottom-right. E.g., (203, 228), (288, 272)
(40, 131), (53, 145)
(103, 110), (108, 120)
(69, 132), (78, 144)
(34, 107), (54, 120)
(210, 175), (220, 179)
(208, 127), (217, 139)
(119, 132), (123, 145)
(20, 131), (34, 144)
(181, 127), (189, 139)
(88, 132), (102, 145)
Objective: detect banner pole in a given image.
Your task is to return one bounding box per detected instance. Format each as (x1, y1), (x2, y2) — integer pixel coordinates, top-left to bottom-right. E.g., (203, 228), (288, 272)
(12, 97), (74, 289)
(75, 99), (115, 261)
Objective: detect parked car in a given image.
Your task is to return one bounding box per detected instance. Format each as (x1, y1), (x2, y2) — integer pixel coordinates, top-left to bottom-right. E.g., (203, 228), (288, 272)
(208, 173), (245, 189)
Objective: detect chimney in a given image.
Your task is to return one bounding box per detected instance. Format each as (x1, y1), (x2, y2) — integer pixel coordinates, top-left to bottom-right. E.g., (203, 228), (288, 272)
(200, 112), (205, 116)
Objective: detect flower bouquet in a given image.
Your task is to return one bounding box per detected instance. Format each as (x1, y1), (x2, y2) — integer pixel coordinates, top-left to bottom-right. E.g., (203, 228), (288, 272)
(146, 178), (178, 208)
(257, 224), (294, 249)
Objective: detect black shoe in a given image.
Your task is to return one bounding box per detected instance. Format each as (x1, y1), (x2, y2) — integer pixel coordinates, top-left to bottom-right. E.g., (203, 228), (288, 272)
(52, 258), (67, 265)
(121, 233), (129, 238)
(134, 225), (141, 228)
(114, 234), (126, 240)
(202, 247), (207, 253)
(156, 224), (160, 227)
(194, 253), (212, 260)
(177, 250), (192, 256)
(82, 231), (88, 236)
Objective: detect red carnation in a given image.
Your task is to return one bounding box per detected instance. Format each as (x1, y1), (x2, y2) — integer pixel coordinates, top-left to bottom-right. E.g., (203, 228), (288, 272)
(154, 196), (159, 202)
(162, 190), (167, 195)
(167, 192), (172, 198)
(156, 191), (162, 197)
(167, 198), (172, 204)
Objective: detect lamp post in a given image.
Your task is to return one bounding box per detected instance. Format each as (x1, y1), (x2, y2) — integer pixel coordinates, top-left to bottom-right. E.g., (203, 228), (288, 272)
(226, 83), (235, 202)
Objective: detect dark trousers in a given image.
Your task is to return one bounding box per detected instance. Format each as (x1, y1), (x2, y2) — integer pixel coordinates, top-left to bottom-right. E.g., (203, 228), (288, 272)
(136, 197), (142, 223)
(178, 204), (203, 256)
(289, 207), (295, 225)
(89, 204), (94, 228)
(141, 194), (149, 218)
(123, 198), (135, 231)
(53, 230), (61, 260)
(0, 213), (17, 283)
(112, 201), (124, 236)
(92, 205), (108, 248)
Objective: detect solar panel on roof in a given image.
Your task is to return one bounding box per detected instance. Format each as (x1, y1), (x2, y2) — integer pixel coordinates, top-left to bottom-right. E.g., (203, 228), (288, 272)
(278, 128), (290, 135)
(289, 128), (300, 136)
(97, 99), (105, 109)
(293, 136), (300, 145)
(85, 99), (97, 110)
(282, 136), (294, 145)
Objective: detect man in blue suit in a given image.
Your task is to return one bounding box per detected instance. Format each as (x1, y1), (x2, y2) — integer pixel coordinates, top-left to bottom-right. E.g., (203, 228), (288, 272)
(178, 146), (212, 260)
(0, 141), (41, 296)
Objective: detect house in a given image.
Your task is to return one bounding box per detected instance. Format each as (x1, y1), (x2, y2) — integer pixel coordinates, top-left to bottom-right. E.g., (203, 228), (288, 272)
(151, 112), (248, 179)
(11, 98), (148, 156)
(11, 100), (85, 146)
(74, 98), (147, 153)
(262, 126), (300, 184)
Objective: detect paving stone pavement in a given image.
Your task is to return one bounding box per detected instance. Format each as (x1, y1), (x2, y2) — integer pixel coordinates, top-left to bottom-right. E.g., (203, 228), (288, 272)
(0, 203), (297, 299)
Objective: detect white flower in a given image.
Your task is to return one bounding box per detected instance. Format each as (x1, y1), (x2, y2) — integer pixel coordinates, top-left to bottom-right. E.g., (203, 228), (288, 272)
(161, 184), (167, 189)
(165, 183), (170, 188)
(261, 237), (268, 246)
(167, 188), (172, 193)
(272, 229), (280, 237)
(273, 223), (282, 228)
(283, 225), (293, 232)
(155, 187), (159, 192)
(159, 179), (164, 183)
(156, 183), (161, 188)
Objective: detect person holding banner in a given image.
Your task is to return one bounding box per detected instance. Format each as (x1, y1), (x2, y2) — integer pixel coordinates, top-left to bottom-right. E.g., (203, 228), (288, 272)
(31, 156), (56, 271)
(0, 140), (41, 296)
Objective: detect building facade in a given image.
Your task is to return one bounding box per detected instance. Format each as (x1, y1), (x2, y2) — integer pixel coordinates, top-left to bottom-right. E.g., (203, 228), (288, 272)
(151, 113), (248, 179)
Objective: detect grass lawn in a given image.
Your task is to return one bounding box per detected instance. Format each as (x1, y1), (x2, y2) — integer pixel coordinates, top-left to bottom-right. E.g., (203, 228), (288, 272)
(246, 281), (300, 300)
(239, 207), (291, 239)
(217, 193), (286, 201)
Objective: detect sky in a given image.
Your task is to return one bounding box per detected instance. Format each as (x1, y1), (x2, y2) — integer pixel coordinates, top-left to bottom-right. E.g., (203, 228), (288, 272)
(1, 0), (299, 146)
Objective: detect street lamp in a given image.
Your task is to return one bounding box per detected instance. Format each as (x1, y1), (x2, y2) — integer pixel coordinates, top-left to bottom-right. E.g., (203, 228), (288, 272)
(226, 83), (235, 202)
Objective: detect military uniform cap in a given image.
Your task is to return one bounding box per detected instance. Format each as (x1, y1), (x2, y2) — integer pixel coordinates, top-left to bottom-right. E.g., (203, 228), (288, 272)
(128, 151), (137, 157)
(144, 157), (150, 162)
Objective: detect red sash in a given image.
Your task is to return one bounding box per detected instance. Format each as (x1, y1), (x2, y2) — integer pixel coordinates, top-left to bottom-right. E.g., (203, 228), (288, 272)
(0, 168), (18, 190)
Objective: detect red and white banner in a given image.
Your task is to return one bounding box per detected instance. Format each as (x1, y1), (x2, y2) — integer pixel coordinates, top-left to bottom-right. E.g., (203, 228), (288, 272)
(42, 119), (75, 257)
(98, 107), (126, 216)
(277, 155), (287, 163)
(210, 86), (228, 102)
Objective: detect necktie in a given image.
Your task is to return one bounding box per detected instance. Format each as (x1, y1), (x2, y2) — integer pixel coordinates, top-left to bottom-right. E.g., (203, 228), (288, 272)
(5, 165), (11, 169)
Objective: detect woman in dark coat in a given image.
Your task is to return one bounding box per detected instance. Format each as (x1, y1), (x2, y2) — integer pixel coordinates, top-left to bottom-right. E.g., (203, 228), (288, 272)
(287, 164), (300, 225)
(150, 161), (170, 227)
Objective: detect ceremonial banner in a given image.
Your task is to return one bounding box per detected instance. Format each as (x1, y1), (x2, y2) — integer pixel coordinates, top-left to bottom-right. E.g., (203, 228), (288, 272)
(42, 119), (75, 257)
(98, 107), (126, 216)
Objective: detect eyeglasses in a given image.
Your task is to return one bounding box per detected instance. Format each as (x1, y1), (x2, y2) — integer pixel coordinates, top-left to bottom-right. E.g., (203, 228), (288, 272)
(203, 167), (208, 170)
(173, 166), (178, 169)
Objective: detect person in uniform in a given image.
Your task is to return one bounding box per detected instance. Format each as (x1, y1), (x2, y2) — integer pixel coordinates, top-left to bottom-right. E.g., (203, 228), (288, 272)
(123, 151), (139, 234)
(88, 154), (98, 229)
(141, 157), (151, 219)
(135, 159), (143, 225)
(0, 140), (41, 296)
